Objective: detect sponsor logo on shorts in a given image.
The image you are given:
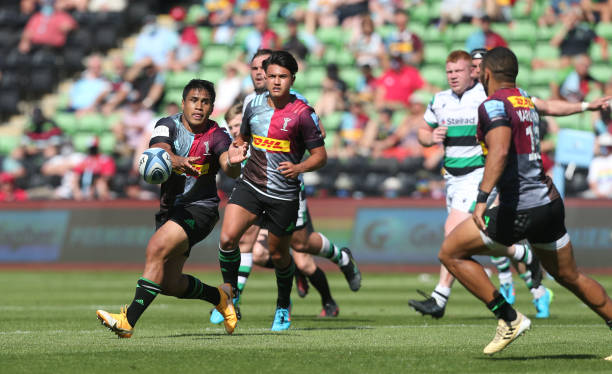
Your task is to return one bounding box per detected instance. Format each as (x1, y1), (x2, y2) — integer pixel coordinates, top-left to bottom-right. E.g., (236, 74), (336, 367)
(507, 96), (535, 109)
(252, 135), (290, 152)
(184, 219), (195, 229)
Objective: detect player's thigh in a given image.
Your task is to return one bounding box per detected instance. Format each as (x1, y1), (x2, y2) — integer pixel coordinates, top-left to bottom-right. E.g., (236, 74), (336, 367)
(533, 241), (579, 283)
(439, 217), (489, 261)
(221, 203), (258, 245)
(290, 226), (309, 252)
(293, 251), (316, 274)
(146, 220), (190, 260)
(445, 208), (471, 236)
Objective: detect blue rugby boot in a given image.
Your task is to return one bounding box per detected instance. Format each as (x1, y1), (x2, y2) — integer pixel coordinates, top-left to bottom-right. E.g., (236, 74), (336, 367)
(533, 288), (553, 318)
(271, 307), (291, 331)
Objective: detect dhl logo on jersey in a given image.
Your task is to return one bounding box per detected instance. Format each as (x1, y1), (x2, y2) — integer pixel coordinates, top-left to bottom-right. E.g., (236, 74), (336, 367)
(507, 96), (535, 109)
(252, 135), (290, 152)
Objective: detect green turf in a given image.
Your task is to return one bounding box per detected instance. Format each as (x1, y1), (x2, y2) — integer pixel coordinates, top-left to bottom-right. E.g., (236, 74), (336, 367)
(1, 270), (611, 373)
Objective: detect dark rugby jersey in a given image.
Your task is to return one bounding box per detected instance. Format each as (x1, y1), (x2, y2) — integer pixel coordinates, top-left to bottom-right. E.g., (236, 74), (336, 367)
(240, 92), (324, 200)
(477, 88), (560, 210)
(149, 113), (231, 211)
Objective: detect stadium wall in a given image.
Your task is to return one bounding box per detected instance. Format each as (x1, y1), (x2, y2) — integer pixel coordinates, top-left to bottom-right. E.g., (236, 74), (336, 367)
(0, 199), (610, 267)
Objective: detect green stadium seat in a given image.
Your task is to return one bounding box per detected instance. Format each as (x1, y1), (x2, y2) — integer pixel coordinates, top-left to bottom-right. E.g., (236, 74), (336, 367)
(73, 133), (97, 153)
(98, 133), (116, 154)
(511, 42), (534, 65)
(554, 113), (592, 131)
(527, 85), (551, 100)
(420, 65), (447, 88)
(316, 26), (347, 47)
(321, 111), (342, 132)
(323, 130), (336, 149)
(533, 43), (559, 60)
(491, 23), (511, 38)
(377, 24), (395, 40)
(233, 27), (254, 47)
(585, 88), (603, 102)
(422, 25), (447, 44)
(53, 112), (78, 135)
(188, 6), (207, 26)
(323, 49), (354, 66)
(595, 22), (612, 40)
(199, 67), (224, 84)
(516, 69), (531, 90)
(163, 89), (184, 106)
(424, 43), (448, 65)
(202, 44), (230, 67)
(537, 25), (562, 41)
(302, 88), (322, 104)
(508, 21), (537, 45)
(590, 43), (606, 63)
(340, 67), (361, 90)
(196, 27), (212, 47)
(511, 0), (531, 20)
(590, 64), (612, 83)
(0, 135), (20, 155)
(166, 71), (197, 90)
(451, 24), (478, 43)
(78, 113), (105, 134)
(530, 69), (559, 86)
(409, 5), (430, 25)
(305, 67), (326, 88)
(409, 23), (427, 38)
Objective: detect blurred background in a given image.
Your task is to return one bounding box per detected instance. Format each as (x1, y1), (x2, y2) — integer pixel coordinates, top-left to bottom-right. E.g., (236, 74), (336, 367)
(0, 0), (610, 266)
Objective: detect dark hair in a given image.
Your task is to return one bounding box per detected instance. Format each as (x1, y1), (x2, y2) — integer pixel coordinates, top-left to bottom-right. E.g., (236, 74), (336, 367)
(262, 50), (298, 76)
(251, 48), (274, 63)
(182, 79), (216, 103)
(481, 47), (518, 83)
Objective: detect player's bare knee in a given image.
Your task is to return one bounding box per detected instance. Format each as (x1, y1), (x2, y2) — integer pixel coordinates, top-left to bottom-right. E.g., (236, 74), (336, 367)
(219, 231), (238, 251)
(291, 240), (307, 253)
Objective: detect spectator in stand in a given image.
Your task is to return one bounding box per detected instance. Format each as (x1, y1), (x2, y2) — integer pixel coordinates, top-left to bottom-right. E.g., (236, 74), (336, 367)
(88, 0), (127, 12)
(233, 0), (270, 27)
(465, 15), (508, 52)
(112, 92), (155, 162)
(167, 6), (203, 73)
(538, 0), (583, 27)
(585, 133), (612, 198)
(212, 61), (244, 117)
(0, 173), (28, 202)
(369, 0), (405, 27)
(438, 0), (481, 30)
(550, 6), (608, 67)
(244, 10), (280, 61)
(201, 0), (235, 44)
(335, 0), (370, 29)
(374, 53), (427, 110)
(595, 79), (612, 136)
(2, 147), (26, 181)
(55, 0), (88, 12)
(71, 137), (116, 201)
(483, 0), (513, 22)
(582, 0), (612, 23)
(282, 18), (324, 68)
(67, 54), (111, 115)
(355, 63), (378, 102)
(18, 1), (77, 53)
(330, 99), (370, 158)
(551, 54), (603, 102)
(304, 0), (338, 33)
(96, 54), (132, 115)
(20, 0), (38, 16)
(350, 15), (385, 69)
(130, 63), (166, 112)
(315, 63), (348, 117)
(359, 107), (400, 158)
(384, 9), (424, 68)
(40, 140), (86, 199)
(22, 107), (63, 156)
(125, 15), (179, 80)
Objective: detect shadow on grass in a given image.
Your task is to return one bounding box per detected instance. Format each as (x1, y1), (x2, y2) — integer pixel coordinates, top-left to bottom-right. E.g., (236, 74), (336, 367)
(478, 354), (599, 361)
(293, 317), (374, 323)
(294, 326), (374, 331)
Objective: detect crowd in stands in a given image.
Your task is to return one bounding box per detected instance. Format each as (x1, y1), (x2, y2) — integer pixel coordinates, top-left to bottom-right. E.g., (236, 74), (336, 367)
(1, 0), (612, 202)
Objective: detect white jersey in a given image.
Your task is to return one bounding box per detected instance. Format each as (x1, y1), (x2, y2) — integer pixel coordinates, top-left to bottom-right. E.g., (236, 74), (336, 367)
(424, 82), (487, 177)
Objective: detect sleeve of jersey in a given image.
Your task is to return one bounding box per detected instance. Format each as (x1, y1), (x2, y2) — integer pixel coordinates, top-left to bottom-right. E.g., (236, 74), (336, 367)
(212, 127), (232, 156)
(300, 108), (325, 149)
(479, 99), (510, 137)
(240, 102), (253, 138)
(423, 99), (438, 128)
(149, 117), (176, 148)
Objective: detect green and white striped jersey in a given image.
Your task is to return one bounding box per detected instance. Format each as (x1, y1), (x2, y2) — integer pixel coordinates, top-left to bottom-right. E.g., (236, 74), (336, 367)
(424, 82), (487, 176)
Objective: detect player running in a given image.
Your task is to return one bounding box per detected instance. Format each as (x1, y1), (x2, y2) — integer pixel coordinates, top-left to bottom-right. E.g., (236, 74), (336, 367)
(408, 50), (546, 319)
(96, 79), (247, 338)
(217, 50), (328, 331)
(438, 46), (612, 357)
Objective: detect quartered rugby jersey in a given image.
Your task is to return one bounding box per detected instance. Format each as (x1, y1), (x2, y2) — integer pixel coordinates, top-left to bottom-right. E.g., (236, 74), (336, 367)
(477, 87), (560, 210)
(150, 113), (231, 210)
(240, 92), (324, 200)
(424, 82), (487, 176)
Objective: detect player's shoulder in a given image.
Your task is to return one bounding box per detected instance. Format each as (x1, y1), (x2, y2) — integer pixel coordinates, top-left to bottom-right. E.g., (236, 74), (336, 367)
(290, 95), (315, 116)
(210, 120), (231, 138)
(430, 88), (454, 106)
(248, 92), (269, 109)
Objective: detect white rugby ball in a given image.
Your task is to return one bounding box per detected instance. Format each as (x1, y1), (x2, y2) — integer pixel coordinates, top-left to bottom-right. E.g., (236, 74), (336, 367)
(138, 147), (172, 184)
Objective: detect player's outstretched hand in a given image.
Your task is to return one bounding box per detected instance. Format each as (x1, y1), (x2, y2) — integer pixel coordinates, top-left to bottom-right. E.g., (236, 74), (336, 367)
(472, 202), (488, 232)
(278, 161), (302, 179)
(228, 141), (248, 165)
(587, 96), (612, 111)
(171, 155), (201, 176)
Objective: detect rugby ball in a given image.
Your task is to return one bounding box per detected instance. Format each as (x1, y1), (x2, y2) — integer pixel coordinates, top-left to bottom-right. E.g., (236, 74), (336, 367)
(138, 147), (172, 184)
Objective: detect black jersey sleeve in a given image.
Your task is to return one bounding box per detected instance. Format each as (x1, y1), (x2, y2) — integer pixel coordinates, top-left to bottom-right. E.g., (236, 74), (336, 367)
(212, 127), (232, 157)
(149, 116), (177, 149)
(240, 100), (253, 139)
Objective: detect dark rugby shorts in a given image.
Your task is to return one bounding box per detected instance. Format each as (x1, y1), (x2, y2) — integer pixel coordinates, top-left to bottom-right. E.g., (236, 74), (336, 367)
(155, 204), (219, 254)
(228, 178), (298, 237)
(483, 197), (567, 248)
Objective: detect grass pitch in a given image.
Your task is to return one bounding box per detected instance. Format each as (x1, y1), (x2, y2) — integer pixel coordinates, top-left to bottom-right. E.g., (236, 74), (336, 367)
(1, 269), (611, 373)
